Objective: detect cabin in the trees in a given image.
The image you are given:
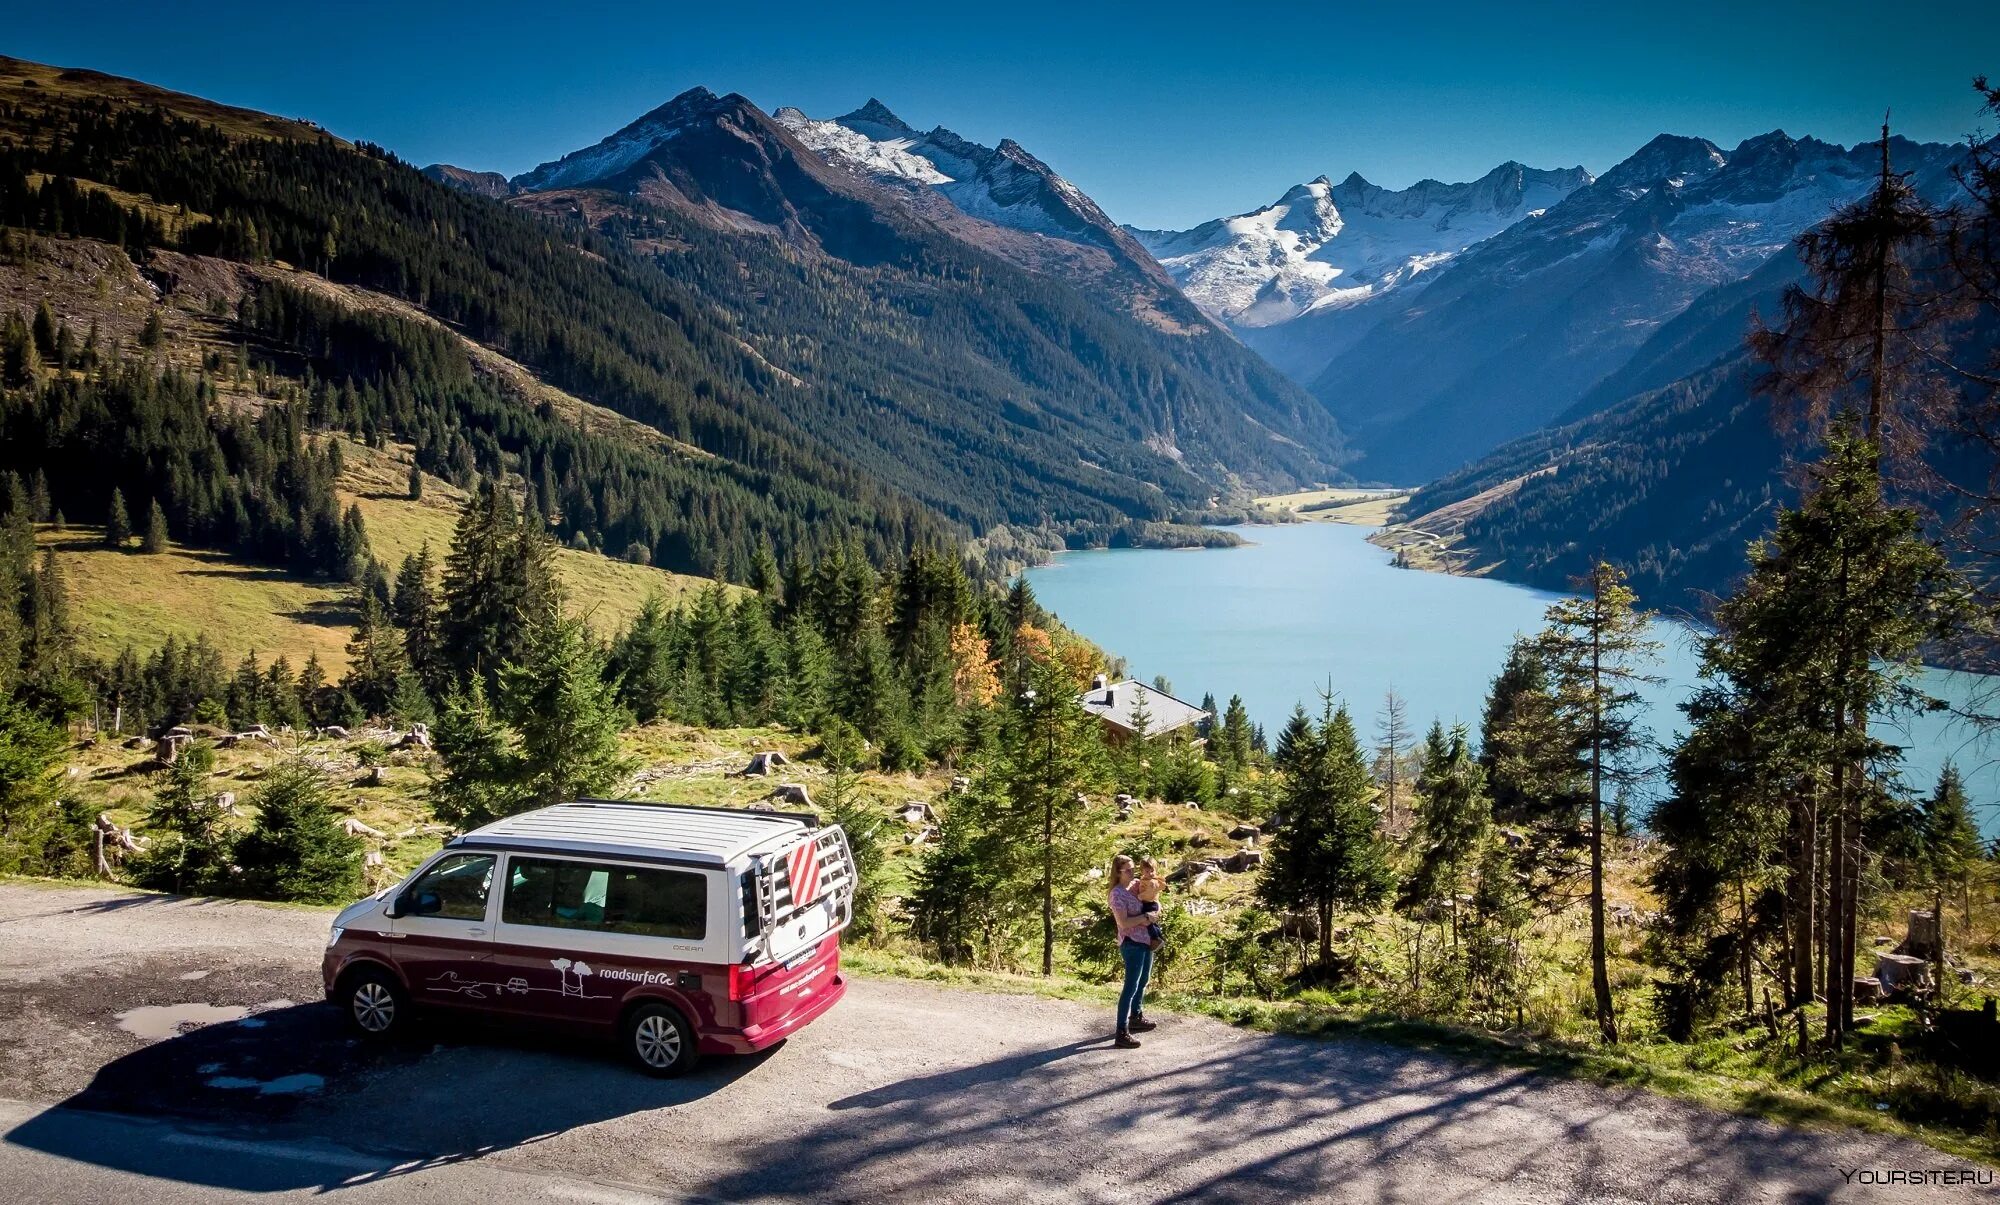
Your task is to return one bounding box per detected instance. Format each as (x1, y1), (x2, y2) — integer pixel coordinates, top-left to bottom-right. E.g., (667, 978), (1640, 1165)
(1078, 675), (1209, 746)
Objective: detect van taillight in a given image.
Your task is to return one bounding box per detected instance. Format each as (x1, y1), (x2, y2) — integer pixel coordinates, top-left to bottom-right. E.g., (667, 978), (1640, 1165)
(728, 963), (757, 1002)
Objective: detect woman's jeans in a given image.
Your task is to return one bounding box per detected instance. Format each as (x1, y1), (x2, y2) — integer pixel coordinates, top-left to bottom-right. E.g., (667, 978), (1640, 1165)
(1117, 938), (1154, 1029)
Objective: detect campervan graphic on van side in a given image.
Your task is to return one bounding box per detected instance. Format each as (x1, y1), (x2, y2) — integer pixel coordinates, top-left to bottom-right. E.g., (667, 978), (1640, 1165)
(323, 800), (855, 1076)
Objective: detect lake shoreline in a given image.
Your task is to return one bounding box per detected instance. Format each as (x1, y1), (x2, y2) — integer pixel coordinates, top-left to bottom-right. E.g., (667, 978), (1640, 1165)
(1028, 520), (2000, 837)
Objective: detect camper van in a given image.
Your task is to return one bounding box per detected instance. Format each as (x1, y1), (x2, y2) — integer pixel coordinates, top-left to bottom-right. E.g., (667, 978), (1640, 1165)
(322, 800), (855, 1075)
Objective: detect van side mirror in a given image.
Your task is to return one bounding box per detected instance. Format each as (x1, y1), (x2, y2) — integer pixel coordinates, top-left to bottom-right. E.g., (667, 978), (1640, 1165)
(386, 889), (441, 919)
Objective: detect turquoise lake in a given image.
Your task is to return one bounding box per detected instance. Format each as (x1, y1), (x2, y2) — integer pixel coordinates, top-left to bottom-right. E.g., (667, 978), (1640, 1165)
(1025, 521), (2000, 835)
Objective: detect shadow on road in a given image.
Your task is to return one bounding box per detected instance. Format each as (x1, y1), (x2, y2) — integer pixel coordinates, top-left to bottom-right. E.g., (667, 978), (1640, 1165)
(4, 1000), (774, 1193)
(693, 1028), (1909, 1203)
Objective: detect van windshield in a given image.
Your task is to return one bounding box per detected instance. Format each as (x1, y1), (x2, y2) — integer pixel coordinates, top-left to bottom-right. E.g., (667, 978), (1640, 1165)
(502, 856), (707, 941)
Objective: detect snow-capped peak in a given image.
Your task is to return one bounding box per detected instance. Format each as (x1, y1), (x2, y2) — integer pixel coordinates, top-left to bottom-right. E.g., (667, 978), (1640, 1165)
(838, 98), (916, 139)
(513, 86), (729, 191)
(774, 100), (1154, 265)
(1131, 160), (1592, 329)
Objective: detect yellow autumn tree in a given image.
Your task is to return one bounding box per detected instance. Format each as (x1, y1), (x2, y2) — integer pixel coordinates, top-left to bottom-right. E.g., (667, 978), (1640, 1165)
(948, 623), (1001, 706)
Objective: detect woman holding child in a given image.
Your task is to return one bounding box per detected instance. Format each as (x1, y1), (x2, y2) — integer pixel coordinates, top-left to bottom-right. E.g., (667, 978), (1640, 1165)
(1107, 854), (1163, 1049)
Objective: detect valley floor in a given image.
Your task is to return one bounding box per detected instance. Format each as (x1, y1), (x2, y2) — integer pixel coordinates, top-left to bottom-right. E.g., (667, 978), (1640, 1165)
(0, 881), (1984, 1203)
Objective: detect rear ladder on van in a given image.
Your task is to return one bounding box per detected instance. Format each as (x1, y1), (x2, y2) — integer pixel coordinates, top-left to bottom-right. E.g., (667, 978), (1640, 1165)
(744, 825), (855, 963)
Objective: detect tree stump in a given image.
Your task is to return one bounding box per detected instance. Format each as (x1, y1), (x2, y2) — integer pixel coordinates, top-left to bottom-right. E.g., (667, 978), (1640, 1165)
(1897, 909), (1941, 962)
(1875, 952), (1930, 997)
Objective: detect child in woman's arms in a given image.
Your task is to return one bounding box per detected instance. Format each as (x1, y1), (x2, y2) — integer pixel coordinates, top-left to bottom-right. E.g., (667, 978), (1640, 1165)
(1133, 857), (1165, 948)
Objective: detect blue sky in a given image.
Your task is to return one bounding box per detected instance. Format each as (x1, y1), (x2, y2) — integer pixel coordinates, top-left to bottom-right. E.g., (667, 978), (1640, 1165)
(8, 1), (1996, 229)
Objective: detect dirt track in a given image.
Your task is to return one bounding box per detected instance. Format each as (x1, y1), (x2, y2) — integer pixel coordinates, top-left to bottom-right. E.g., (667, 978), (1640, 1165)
(0, 882), (1988, 1203)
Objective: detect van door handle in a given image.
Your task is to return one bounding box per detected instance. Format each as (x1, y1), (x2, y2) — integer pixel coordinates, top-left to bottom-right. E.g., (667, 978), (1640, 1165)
(467, 928), (487, 937)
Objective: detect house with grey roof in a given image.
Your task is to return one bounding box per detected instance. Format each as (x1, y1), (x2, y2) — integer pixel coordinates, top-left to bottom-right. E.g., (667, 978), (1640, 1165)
(1078, 675), (1209, 745)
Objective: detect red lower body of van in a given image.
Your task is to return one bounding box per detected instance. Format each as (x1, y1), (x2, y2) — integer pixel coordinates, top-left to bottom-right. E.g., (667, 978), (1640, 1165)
(706, 933), (846, 1054)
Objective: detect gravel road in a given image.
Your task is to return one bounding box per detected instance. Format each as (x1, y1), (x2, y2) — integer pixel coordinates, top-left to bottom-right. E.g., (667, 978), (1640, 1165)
(0, 882), (1989, 1203)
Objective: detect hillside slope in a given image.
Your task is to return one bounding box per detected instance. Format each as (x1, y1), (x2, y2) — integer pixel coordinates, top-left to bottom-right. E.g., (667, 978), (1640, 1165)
(0, 55), (1344, 599)
(499, 86), (1348, 508)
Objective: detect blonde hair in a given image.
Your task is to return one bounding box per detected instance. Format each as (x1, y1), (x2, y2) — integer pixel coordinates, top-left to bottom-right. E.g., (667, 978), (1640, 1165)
(1137, 856), (1158, 874)
(1110, 854), (1135, 885)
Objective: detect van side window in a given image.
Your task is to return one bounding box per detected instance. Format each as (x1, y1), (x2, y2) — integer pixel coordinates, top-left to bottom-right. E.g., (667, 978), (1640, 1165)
(503, 857), (707, 941)
(404, 853), (494, 921)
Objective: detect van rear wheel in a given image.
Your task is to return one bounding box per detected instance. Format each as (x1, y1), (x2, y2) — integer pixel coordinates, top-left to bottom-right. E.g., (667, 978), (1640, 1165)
(623, 1003), (699, 1077)
(340, 966), (409, 1040)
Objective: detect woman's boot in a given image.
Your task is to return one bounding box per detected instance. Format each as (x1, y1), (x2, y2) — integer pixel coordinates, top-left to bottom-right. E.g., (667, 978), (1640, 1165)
(1114, 1027), (1141, 1049)
(1128, 1014), (1157, 1033)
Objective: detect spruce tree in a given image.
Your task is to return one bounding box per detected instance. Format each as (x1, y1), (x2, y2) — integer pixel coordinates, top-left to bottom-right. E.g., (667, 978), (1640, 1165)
(1400, 724), (1491, 949)
(0, 692), (66, 876)
(132, 745), (232, 895)
(1216, 694), (1254, 782)
(141, 499), (170, 554)
(428, 679), (528, 829)
(1259, 697), (1394, 971)
(341, 593), (407, 718)
(233, 758), (363, 903)
(1003, 648), (1109, 976)
(1921, 764), (1983, 959)
(499, 597), (629, 809)
(391, 544), (443, 700)
(1533, 563), (1660, 1043)
(103, 489), (129, 549)
(1680, 422), (1963, 1044)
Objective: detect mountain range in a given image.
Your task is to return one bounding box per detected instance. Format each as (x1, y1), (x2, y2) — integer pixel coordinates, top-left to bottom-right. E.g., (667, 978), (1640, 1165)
(9, 51), (1981, 614)
(1307, 130), (1962, 483)
(1130, 163), (1593, 381)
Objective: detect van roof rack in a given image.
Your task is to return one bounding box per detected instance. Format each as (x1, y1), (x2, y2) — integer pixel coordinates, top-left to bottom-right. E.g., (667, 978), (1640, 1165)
(454, 799), (819, 867)
(571, 797), (821, 828)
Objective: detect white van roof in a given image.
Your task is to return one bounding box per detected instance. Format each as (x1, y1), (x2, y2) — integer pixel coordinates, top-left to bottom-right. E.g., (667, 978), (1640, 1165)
(454, 800), (813, 868)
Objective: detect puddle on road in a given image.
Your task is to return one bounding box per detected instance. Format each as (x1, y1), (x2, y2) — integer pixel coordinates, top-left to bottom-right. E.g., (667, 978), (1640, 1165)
(112, 998), (296, 1041)
(204, 1072), (325, 1096)
(114, 1003), (249, 1040)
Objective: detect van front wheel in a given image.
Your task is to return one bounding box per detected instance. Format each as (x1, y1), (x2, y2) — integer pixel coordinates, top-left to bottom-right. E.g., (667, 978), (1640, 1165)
(340, 966), (408, 1040)
(623, 1003), (699, 1077)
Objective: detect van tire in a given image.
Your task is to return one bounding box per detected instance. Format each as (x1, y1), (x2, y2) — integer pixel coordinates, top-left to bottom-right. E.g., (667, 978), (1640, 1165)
(622, 1002), (699, 1077)
(338, 966), (409, 1040)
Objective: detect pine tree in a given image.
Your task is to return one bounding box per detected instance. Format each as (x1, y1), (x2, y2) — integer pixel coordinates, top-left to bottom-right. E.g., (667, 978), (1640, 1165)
(0, 692), (67, 876)
(391, 544), (443, 699)
(1921, 764), (1983, 959)
(141, 499), (170, 554)
(341, 593), (407, 718)
(233, 758), (363, 903)
(131, 745), (232, 895)
(1120, 685), (1155, 798)
(1532, 563), (1660, 1043)
(1400, 724), (1491, 949)
(103, 489), (129, 549)
(428, 679), (528, 829)
(1004, 648), (1110, 976)
(407, 462), (423, 501)
(1680, 423), (1961, 1045)
(499, 597), (629, 809)
(1215, 694), (1254, 782)
(1259, 697), (1394, 971)
(296, 653), (330, 725)
(1375, 687), (1412, 826)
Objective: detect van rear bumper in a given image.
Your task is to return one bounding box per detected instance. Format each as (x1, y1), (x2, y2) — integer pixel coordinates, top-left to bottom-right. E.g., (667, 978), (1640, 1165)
(701, 972), (846, 1054)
